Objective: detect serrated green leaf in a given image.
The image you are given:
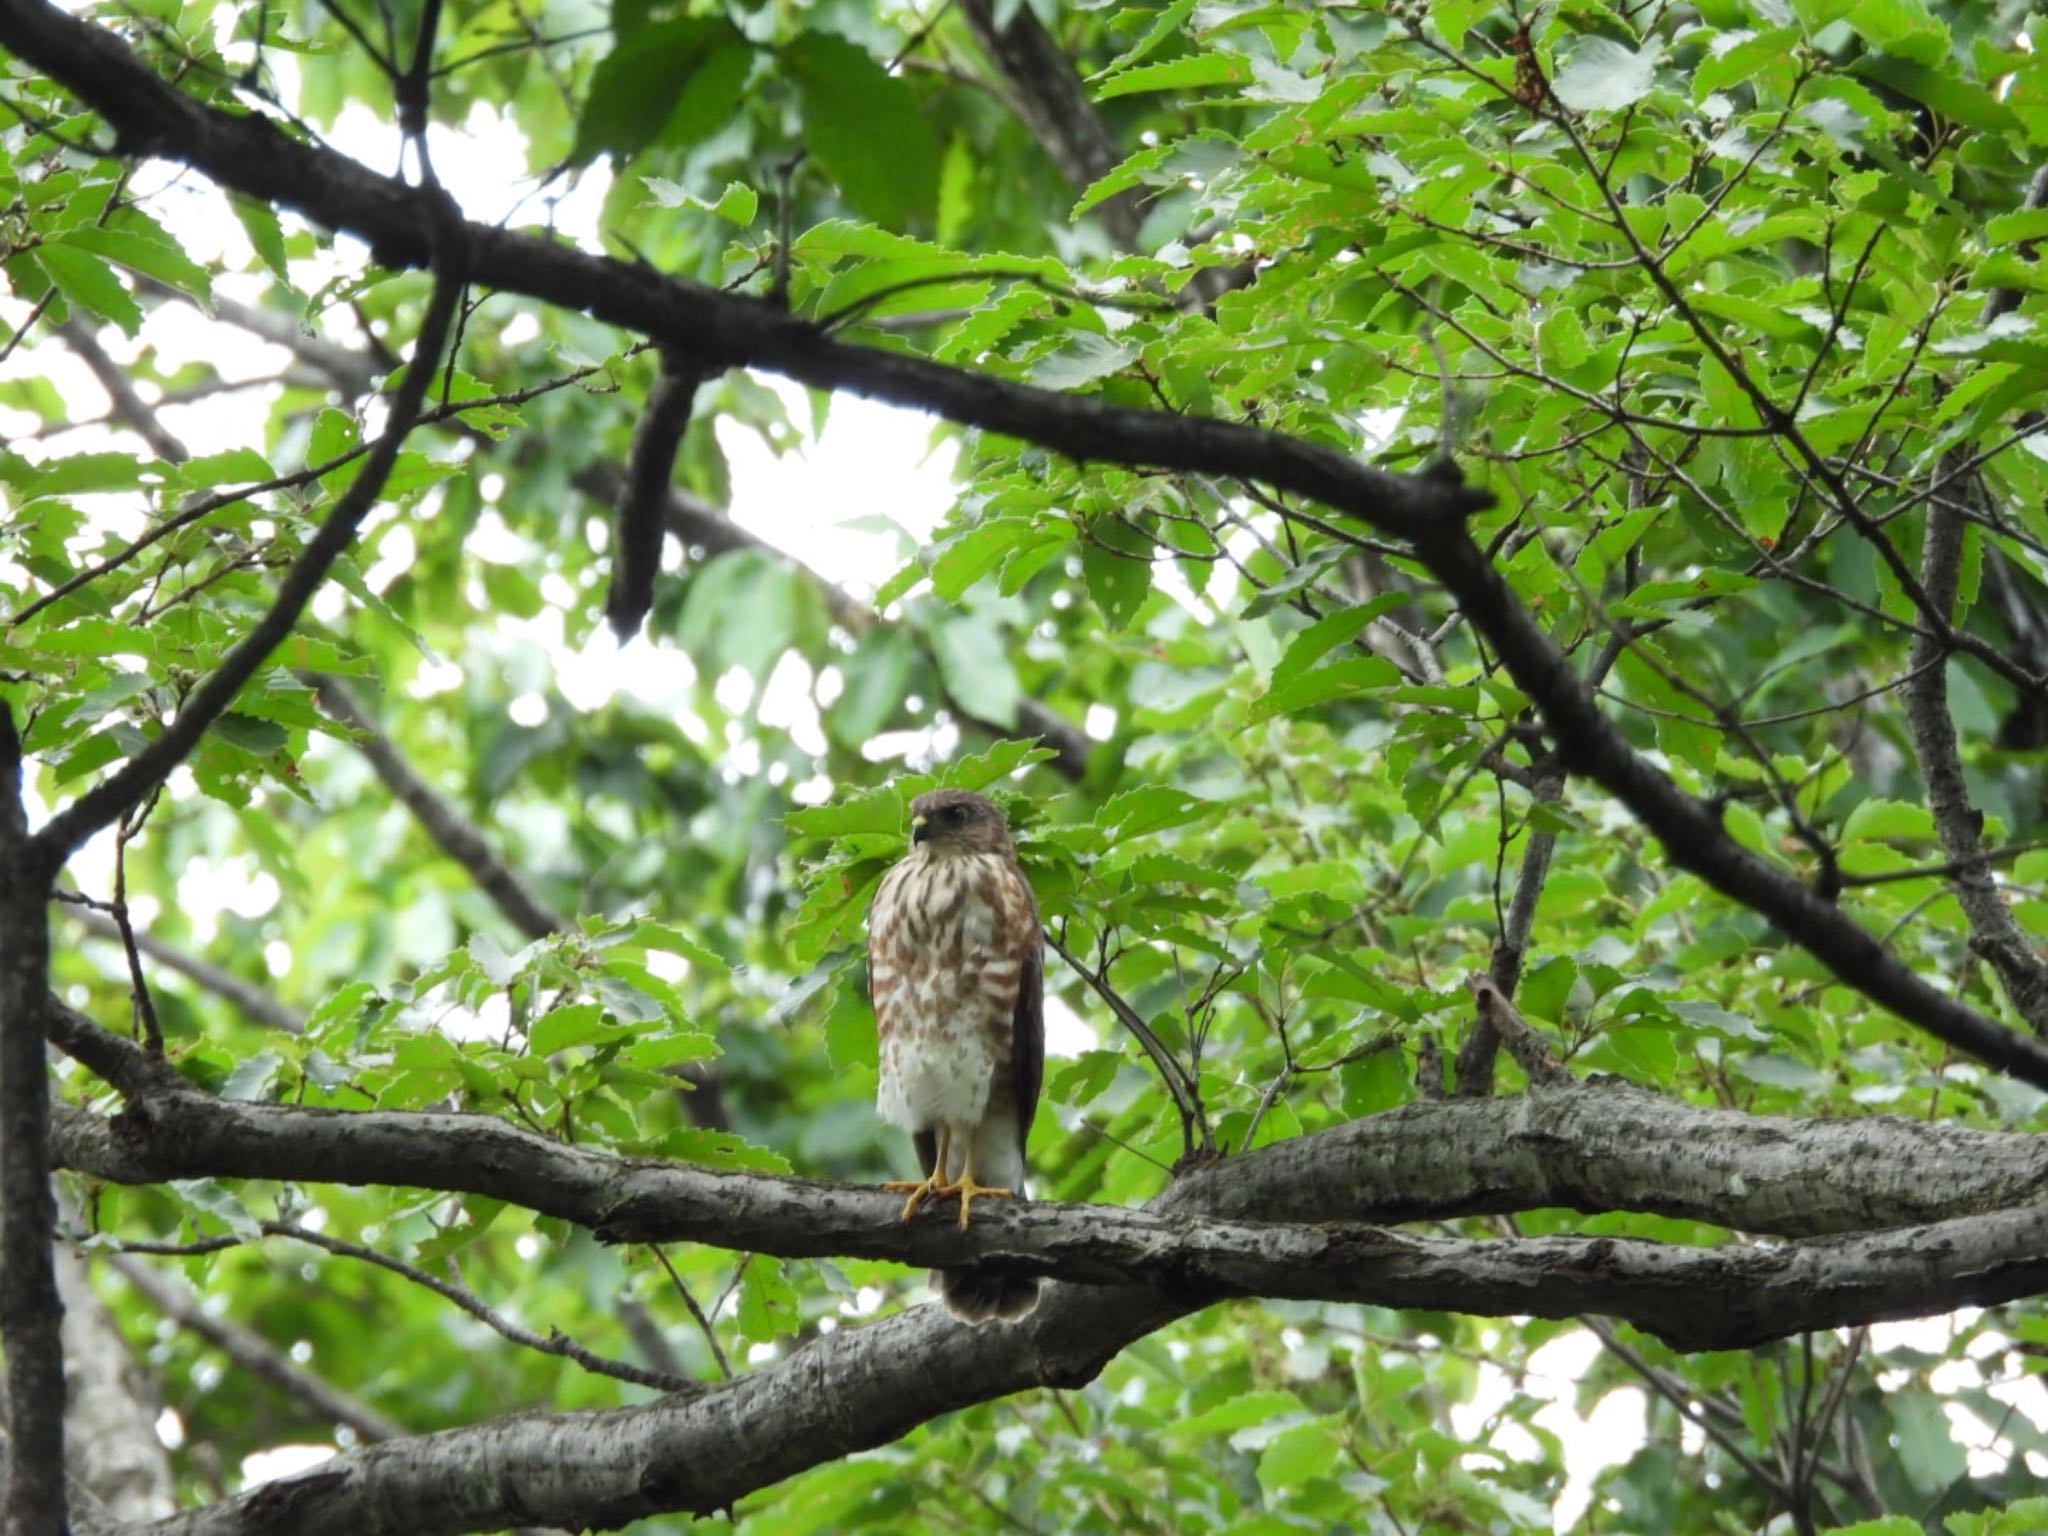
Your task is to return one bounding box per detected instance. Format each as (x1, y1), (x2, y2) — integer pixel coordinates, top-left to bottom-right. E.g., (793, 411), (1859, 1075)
(529, 1003), (617, 1055)
(33, 242), (143, 334)
(1082, 539), (1151, 631)
(1248, 656), (1401, 723)
(1094, 53), (1251, 102)
(62, 221), (213, 305)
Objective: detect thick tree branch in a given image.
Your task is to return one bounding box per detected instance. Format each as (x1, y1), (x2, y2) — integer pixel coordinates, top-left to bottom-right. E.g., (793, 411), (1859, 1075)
(1458, 761), (1565, 1096)
(55, 1244), (174, 1522)
(115, 1189), (2048, 1536)
(46, 991), (2048, 1528)
(1461, 972), (1568, 1090)
(956, 0), (1145, 253)
(126, 1286), (1181, 1536)
(49, 1018), (2048, 1259)
(1903, 482), (2048, 1035)
(955, 0), (1242, 308)
(0, 706), (69, 1533)
(1409, 522), (2048, 1087)
(78, 1103), (2048, 1536)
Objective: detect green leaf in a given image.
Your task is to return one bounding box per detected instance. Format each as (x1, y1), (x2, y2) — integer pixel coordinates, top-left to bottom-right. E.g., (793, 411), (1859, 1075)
(1987, 209), (2048, 247)
(1248, 656), (1401, 723)
(1270, 596), (1411, 686)
(615, 919), (730, 974)
(61, 220), (213, 305)
(829, 628), (914, 747)
(1094, 53), (1252, 102)
(1094, 0), (1201, 80)
(936, 135), (973, 247)
(736, 1258), (802, 1342)
(660, 41), (754, 153)
(330, 556), (433, 657)
(528, 1003), (617, 1055)
(170, 1178), (260, 1239)
(823, 972), (878, 1071)
(710, 182), (758, 226)
(1855, 55), (2020, 133)
(1099, 785), (1213, 839)
(232, 195), (290, 282)
(939, 737), (1055, 791)
(1665, 1000), (1769, 1043)
(32, 243), (143, 335)
(786, 786), (911, 841)
(1551, 37), (1661, 112)
(931, 516), (1046, 601)
(572, 18), (749, 165)
(785, 32), (940, 229)
(645, 1126), (791, 1172)
(222, 1050), (285, 1101)
(1082, 539), (1151, 632)
(1842, 799), (1935, 842)
(1171, 1389), (1305, 1437)
(168, 448), (276, 494)
(1030, 333), (1136, 391)
(1256, 1420), (1341, 1500)
(932, 615), (1019, 729)
(1887, 1390), (1965, 1492)
(1946, 1499), (2048, 1536)
(1846, 0), (1950, 68)
(210, 712), (288, 756)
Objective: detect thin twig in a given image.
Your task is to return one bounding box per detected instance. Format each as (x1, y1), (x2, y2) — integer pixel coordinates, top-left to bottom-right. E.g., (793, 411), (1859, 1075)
(651, 1246), (731, 1381)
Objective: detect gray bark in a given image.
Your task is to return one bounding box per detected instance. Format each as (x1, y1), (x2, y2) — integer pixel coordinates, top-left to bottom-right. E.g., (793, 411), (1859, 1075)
(80, 1074), (2048, 1535)
(56, 1246), (174, 1522)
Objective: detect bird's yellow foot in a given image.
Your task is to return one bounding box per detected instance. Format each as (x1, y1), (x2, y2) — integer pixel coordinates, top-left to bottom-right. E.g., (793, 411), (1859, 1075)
(883, 1176), (943, 1222)
(949, 1177), (1014, 1231)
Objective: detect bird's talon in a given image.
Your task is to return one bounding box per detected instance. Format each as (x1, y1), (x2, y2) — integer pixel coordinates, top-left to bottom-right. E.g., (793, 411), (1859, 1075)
(954, 1179), (1014, 1230)
(883, 1177), (943, 1222)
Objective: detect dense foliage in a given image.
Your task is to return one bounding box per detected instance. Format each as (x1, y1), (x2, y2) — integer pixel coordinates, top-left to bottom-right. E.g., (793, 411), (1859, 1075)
(7, 0), (2048, 1531)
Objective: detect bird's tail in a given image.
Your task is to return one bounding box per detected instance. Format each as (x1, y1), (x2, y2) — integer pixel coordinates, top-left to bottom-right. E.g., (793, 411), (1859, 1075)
(935, 1266), (1040, 1324)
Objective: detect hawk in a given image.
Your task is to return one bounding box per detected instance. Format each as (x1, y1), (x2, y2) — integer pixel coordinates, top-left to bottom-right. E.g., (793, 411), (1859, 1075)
(867, 788), (1043, 1323)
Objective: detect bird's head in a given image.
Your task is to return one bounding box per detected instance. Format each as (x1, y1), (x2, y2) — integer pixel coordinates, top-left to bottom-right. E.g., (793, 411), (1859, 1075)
(907, 789), (1011, 855)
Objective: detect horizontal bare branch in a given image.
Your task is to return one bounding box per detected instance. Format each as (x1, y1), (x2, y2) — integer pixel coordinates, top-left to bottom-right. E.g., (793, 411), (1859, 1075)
(47, 996), (2048, 1528)
(56, 1050), (2048, 1536)
(50, 994), (2048, 1251)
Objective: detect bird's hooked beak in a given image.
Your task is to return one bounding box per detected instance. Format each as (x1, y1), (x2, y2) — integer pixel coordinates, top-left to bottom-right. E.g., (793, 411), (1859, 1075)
(910, 813), (931, 846)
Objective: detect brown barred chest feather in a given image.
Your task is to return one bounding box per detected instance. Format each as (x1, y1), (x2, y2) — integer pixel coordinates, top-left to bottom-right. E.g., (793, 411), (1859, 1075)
(868, 849), (1031, 1134)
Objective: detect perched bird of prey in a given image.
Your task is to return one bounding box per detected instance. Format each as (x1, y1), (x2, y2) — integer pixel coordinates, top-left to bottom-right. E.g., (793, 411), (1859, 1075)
(867, 788), (1044, 1323)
